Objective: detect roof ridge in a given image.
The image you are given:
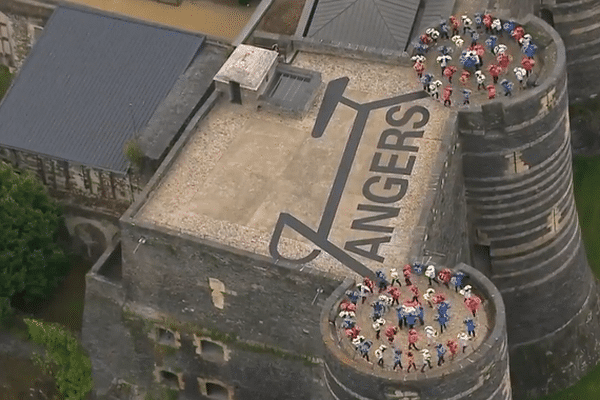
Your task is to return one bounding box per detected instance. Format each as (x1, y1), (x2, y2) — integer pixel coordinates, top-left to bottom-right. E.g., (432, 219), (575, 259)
(309, 0), (362, 38)
(372, 0), (408, 48)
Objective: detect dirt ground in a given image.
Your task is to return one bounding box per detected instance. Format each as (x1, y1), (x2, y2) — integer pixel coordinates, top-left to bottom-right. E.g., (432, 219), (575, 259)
(257, 0), (306, 35)
(58, 0), (256, 40)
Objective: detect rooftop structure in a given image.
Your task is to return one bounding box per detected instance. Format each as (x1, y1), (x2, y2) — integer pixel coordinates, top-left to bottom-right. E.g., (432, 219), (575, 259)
(79, 7), (600, 400)
(214, 44), (278, 91)
(302, 0), (455, 52)
(136, 51), (452, 280)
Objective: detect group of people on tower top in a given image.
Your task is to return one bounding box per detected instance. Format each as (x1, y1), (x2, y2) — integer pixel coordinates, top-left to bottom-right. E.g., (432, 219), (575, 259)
(339, 263), (481, 371)
(412, 12), (537, 106)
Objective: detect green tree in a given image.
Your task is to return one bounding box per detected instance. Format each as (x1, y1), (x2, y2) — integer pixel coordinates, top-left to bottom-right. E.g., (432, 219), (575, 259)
(0, 162), (68, 303)
(25, 318), (93, 400)
(0, 296), (13, 325)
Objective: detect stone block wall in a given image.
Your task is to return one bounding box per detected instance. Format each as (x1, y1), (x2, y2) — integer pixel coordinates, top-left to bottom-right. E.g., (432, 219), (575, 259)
(408, 114), (470, 268)
(456, 14), (600, 398)
(81, 217), (344, 399)
(547, 0), (600, 102)
(0, 147), (142, 211)
(119, 220), (339, 360)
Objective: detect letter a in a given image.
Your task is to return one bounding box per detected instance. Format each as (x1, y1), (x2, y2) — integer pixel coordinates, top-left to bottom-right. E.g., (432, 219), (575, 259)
(344, 236), (391, 262)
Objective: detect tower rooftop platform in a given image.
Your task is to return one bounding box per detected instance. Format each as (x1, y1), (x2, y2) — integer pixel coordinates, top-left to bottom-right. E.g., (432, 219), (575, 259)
(134, 52), (452, 280)
(412, 13), (552, 107)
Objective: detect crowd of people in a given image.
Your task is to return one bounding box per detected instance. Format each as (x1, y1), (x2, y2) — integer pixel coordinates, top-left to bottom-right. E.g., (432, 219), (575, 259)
(338, 263), (483, 372)
(411, 13), (538, 106)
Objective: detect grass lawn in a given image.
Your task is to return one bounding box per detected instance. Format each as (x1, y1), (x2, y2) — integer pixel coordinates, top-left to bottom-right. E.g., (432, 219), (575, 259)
(535, 156), (600, 400)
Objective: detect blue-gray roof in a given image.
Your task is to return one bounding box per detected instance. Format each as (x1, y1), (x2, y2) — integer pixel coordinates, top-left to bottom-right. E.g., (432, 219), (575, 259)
(0, 6), (205, 173)
(306, 0), (420, 51)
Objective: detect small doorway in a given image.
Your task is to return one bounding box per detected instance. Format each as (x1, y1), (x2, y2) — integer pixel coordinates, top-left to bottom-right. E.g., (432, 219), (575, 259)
(229, 81), (242, 104)
(540, 8), (555, 27)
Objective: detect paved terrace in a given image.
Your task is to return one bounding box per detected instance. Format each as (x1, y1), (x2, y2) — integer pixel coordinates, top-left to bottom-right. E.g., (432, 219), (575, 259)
(136, 52), (452, 280)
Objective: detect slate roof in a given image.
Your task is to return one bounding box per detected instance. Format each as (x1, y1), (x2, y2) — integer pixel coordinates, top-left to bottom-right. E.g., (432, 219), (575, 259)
(0, 6), (206, 173)
(306, 0), (421, 51)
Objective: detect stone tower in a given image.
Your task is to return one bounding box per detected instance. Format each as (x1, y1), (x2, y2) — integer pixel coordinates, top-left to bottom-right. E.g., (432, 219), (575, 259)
(322, 264), (511, 400)
(542, 0), (600, 103)
(456, 14), (600, 399)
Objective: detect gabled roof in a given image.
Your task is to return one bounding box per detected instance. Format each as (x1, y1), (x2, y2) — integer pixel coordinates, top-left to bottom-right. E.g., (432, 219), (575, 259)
(0, 6), (206, 173)
(306, 0), (421, 51)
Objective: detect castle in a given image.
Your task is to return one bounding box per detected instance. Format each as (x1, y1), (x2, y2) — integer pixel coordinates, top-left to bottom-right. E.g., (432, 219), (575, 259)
(1, 0), (600, 399)
(78, 9), (600, 400)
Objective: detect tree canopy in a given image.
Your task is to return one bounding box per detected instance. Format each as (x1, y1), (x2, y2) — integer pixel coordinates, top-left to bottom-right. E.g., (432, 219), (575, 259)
(0, 162), (68, 303)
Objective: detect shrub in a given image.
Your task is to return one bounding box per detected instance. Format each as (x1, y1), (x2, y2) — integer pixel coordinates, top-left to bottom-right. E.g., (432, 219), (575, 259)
(124, 139), (144, 170)
(24, 318), (93, 400)
(0, 64), (12, 100)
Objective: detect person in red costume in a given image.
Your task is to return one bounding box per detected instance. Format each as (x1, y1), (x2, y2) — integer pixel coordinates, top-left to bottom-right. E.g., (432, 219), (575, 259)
(487, 84), (496, 99)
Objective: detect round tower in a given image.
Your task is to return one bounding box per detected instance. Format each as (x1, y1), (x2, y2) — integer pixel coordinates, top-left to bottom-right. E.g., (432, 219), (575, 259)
(320, 263), (511, 400)
(456, 14), (600, 398)
(542, 0), (600, 103)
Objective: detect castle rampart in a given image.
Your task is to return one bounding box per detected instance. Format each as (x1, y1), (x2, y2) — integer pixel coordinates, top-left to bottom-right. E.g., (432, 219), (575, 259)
(82, 214), (341, 398)
(78, 8), (600, 399)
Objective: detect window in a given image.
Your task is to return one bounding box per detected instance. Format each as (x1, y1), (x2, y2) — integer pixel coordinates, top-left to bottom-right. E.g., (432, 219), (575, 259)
(160, 370), (180, 390)
(198, 379), (231, 400)
(201, 340), (225, 359)
(154, 326), (181, 348)
(193, 335), (229, 362)
(540, 8), (554, 27)
(472, 244), (492, 276)
(206, 382), (229, 400)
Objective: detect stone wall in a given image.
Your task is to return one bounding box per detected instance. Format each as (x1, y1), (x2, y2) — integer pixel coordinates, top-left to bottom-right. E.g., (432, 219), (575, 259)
(547, 0), (600, 154)
(119, 220), (340, 360)
(0, 0), (54, 19)
(548, 0), (600, 103)
(0, 147), (142, 212)
(456, 14), (600, 398)
(81, 215), (343, 399)
(408, 114), (470, 268)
